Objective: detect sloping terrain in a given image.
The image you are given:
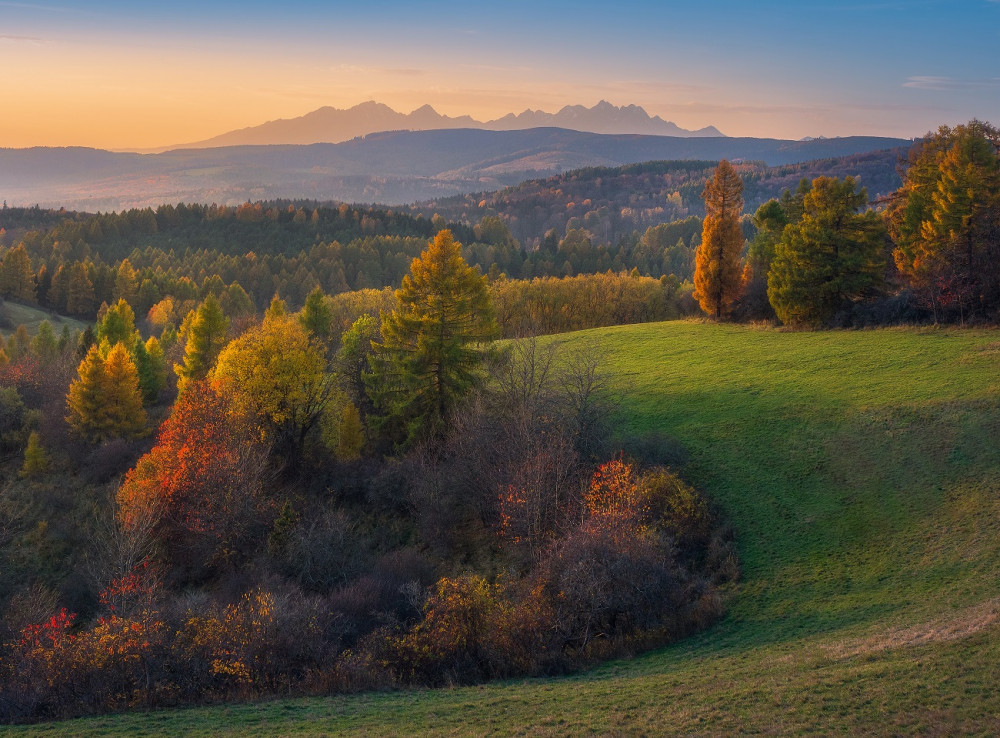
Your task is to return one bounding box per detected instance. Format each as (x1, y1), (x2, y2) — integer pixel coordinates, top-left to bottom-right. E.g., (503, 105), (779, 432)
(15, 321), (1000, 735)
(0, 129), (908, 211)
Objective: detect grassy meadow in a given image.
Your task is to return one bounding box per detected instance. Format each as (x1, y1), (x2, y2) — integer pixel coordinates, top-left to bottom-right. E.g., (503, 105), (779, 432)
(15, 320), (1000, 736)
(0, 300), (88, 339)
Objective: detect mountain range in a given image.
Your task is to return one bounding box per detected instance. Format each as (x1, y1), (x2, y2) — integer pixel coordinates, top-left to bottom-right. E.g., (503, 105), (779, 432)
(0, 128), (909, 211)
(147, 101), (725, 151)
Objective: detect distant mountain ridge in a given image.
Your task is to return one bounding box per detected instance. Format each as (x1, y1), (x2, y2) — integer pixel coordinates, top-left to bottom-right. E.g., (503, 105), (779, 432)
(150, 101), (725, 151)
(0, 127), (909, 211)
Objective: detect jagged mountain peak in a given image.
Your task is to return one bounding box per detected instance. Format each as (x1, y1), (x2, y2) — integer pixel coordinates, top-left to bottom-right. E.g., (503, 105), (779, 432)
(151, 100), (725, 152)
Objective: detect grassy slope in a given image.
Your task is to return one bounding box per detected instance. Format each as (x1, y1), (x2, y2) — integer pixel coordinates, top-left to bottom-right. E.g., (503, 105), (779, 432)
(0, 300), (88, 338)
(16, 321), (1000, 736)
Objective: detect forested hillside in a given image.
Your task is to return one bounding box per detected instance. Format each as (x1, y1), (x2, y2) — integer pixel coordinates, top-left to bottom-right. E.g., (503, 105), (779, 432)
(409, 150), (903, 249)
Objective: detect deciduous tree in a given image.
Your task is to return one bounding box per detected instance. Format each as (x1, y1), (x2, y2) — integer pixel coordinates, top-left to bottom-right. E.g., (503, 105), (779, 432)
(212, 313), (330, 461)
(888, 120), (1000, 320)
(693, 160), (745, 317)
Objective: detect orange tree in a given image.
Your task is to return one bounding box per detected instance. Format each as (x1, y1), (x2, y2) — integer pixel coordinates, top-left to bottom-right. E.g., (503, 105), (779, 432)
(693, 160), (745, 318)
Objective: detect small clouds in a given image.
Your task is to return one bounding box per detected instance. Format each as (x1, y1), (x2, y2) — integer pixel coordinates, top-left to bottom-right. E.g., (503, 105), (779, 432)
(904, 75), (1000, 90)
(0, 34), (44, 43)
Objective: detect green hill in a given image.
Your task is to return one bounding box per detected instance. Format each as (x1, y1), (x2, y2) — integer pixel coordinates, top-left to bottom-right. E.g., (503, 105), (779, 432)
(0, 300), (88, 339)
(15, 321), (1000, 735)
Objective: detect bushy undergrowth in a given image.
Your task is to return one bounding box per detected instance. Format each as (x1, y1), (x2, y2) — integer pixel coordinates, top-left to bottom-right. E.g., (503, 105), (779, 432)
(0, 340), (734, 723)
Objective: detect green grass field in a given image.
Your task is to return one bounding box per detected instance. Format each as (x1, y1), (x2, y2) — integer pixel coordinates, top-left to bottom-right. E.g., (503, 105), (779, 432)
(0, 300), (88, 339)
(14, 321), (1000, 736)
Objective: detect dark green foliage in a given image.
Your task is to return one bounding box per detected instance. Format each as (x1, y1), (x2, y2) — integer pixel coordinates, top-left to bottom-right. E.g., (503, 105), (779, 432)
(768, 176), (887, 326)
(367, 231), (498, 447)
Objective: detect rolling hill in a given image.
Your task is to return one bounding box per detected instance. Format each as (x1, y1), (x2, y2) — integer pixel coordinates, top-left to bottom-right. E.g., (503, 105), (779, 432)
(17, 321), (1000, 735)
(0, 129), (909, 212)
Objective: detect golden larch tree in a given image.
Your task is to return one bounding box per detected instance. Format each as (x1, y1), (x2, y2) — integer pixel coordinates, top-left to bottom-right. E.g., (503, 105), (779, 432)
(694, 160), (745, 318)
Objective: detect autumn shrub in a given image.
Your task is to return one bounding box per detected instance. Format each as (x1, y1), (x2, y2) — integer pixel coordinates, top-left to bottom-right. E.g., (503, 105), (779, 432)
(171, 586), (332, 699)
(386, 575), (520, 685)
(280, 508), (366, 592)
(116, 381), (273, 583)
(82, 436), (150, 484)
(532, 521), (684, 653)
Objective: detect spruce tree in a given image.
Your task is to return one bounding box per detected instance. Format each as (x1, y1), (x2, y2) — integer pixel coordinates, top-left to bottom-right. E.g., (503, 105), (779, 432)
(67, 344), (111, 442)
(102, 343), (147, 438)
(299, 286), (334, 343)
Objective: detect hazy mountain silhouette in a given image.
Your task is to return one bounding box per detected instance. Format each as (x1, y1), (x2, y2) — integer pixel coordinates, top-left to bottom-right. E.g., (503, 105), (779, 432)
(149, 101), (725, 151)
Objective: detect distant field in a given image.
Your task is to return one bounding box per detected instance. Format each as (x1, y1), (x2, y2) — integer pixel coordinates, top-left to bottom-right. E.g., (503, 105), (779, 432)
(15, 321), (1000, 736)
(0, 300), (88, 339)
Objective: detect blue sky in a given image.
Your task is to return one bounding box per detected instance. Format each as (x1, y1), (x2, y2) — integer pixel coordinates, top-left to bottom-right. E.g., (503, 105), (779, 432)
(1, 0), (997, 147)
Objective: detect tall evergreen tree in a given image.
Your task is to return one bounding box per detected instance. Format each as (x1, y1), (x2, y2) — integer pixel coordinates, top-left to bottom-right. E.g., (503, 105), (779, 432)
(67, 345), (111, 442)
(102, 343), (147, 438)
(694, 160), (745, 318)
(299, 286), (334, 344)
(768, 176), (887, 327)
(367, 230), (498, 447)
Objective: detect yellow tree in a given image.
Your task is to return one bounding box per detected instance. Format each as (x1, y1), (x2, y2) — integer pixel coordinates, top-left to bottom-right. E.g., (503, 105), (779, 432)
(694, 160), (745, 318)
(67, 343), (146, 442)
(0, 244), (36, 301)
(212, 313), (330, 462)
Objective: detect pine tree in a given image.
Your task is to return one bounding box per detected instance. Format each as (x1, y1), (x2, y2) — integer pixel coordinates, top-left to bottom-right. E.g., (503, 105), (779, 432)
(140, 336), (166, 403)
(299, 286), (334, 343)
(7, 325), (31, 361)
(768, 176), (886, 326)
(694, 160), (745, 318)
(888, 120), (1000, 320)
(174, 294), (229, 392)
(31, 321), (58, 363)
(367, 230), (498, 446)
(95, 298), (138, 348)
(336, 401), (364, 461)
(114, 259), (138, 306)
(66, 262), (95, 316)
(67, 343), (146, 442)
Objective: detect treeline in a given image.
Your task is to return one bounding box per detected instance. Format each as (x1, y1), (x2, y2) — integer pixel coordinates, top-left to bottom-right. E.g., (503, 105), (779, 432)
(695, 120), (1000, 326)
(0, 205), (704, 321)
(0, 147), (905, 323)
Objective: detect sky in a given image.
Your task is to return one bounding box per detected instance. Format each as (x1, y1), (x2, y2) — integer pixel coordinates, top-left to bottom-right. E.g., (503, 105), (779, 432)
(1, 0), (998, 149)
